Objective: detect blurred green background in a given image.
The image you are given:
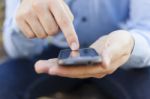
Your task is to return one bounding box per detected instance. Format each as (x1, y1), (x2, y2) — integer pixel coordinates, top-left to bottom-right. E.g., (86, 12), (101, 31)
(0, 0), (6, 61)
(0, 0), (4, 31)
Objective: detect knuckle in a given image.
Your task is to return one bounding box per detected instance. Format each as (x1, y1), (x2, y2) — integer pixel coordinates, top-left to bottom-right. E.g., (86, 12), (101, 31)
(41, 34), (48, 38)
(55, 25), (59, 32)
(46, 30), (52, 35)
(24, 10), (32, 16)
(27, 33), (35, 39)
(18, 9), (33, 17)
(16, 9), (32, 21)
(32, 1), (42, 9)
(47, 26), (59, 35)
(52, 26), (59, 34)
(35, 31), (47, 38)
(15, 13), (24, 22)
(27, 36), (34, 39)
(38, 34), (47, 39)
(23, 32), (35, 39)
(16, 10), (32, 21)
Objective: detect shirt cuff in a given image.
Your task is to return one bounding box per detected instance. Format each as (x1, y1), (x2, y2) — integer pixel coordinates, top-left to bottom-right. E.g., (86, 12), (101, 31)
(122, 30), (150, 69)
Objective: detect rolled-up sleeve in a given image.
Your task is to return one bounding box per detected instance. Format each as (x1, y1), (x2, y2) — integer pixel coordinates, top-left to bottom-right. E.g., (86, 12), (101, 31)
(122, 0), (150, 69)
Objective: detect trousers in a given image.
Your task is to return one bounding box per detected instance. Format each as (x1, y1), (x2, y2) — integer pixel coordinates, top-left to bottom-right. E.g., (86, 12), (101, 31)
(0, 45), (150, 99)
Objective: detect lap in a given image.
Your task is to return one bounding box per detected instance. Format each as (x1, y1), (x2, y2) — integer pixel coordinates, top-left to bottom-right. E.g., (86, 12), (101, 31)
(0, 58), (37, 99)
(1, 44), (150, 99)
(92, 68), (150, 99)
(0, 45), (82, 99)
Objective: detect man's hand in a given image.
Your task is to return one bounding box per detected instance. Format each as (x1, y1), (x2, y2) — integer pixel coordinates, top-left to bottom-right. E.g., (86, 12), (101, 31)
(34, 30), (134, 79)
(16, 0), (79, 50)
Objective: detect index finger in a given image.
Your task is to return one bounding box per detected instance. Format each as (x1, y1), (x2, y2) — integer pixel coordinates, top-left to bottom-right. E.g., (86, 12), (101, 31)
(49, 0), (79, 50)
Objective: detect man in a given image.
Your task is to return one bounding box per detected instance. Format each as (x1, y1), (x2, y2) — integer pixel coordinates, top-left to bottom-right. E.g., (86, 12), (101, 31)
(1, 0), (150, 99)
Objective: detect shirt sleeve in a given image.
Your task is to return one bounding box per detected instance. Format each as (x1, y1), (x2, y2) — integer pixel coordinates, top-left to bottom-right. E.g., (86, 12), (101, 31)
(122, 0), (150, 69)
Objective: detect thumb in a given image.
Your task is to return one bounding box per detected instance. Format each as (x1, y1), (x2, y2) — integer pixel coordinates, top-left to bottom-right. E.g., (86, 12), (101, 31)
(101, 40), (121, 68)
(101, 49), (112, 68)
(34, 60), (50, 74)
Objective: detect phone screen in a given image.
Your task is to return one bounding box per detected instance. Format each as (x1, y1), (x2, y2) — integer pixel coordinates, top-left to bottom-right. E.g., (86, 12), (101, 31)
(58, 48), (101, 65)
(58, 48), (99, 59)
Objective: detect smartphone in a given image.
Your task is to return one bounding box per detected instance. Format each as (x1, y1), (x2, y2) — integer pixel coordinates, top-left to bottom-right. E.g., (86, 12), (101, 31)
(58, 48), (102, 66)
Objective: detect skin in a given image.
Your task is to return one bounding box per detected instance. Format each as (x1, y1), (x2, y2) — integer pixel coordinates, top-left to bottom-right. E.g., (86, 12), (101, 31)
(35, 30), (134, 79)
(16, 0), (79, 50)
(16, 0), (135, 78)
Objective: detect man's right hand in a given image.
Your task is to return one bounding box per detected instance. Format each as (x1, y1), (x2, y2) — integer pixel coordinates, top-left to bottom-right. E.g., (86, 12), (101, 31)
(16, 0), (79, 50)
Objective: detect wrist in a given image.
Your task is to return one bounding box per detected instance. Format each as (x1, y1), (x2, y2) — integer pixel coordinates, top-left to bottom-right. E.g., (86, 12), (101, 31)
(108, 30), (135, 54)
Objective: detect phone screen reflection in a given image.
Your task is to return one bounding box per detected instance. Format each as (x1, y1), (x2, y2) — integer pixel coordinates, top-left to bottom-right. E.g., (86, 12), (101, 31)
(70, 50), (80, 58)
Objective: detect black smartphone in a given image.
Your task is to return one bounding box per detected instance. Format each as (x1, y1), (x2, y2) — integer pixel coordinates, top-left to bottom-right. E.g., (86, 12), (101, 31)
(58, 48), (102, 66)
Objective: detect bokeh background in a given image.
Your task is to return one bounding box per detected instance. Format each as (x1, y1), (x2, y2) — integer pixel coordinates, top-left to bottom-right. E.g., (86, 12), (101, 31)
(0, 0), (7, 63)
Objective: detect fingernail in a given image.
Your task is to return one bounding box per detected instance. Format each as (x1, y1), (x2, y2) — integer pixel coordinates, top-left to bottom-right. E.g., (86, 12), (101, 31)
(71, 42), (79, 50)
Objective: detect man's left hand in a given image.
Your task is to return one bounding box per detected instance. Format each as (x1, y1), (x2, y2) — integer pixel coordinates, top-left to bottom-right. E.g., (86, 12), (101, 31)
(35, 30), (134, 79)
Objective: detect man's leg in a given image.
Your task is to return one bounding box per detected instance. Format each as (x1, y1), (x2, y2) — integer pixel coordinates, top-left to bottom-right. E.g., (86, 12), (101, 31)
(0, 45), (83, 99)
(91, 68), (150, 99)
(25, 76), (84, 99)
(0, 58), (38, 99)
